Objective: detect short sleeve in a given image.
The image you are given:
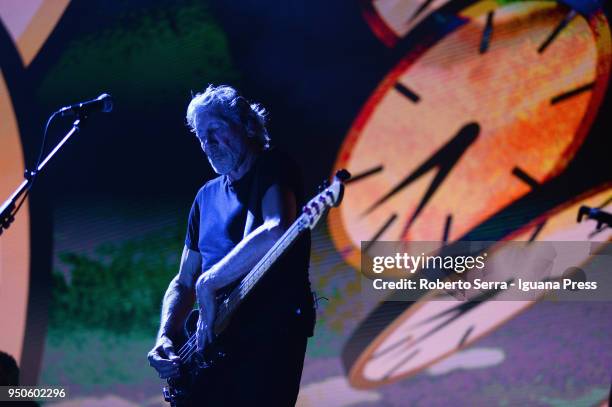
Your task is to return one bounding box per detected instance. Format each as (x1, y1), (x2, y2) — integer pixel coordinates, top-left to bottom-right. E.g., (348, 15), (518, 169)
(185, 194), (201, 252)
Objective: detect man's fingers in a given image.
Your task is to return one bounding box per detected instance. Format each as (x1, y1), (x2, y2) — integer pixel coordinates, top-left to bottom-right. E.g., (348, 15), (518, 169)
(196, 319), (204, 352)
(150, 355), (177, 369)
(148, 346), (179, 371)
(162, 342), (178, 360)
(148, 350), (164, 366)
(150, 355), (180, 379)
(147, 351), (156, 364)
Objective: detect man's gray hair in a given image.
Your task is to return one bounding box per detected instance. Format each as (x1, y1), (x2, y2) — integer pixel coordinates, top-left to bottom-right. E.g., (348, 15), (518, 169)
(186, 84), (271, 150)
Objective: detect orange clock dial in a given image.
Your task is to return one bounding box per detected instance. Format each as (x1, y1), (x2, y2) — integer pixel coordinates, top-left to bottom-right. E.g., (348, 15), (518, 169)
(0, 0), (70, 66)
(0, 72), (31, 366)
(0, 0), (70, 372)
(344, 185), (612, 389)
(330, 1), (611, 270)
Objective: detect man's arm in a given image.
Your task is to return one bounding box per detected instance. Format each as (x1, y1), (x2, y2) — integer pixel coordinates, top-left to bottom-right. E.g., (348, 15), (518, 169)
(195, 183), (297, 349)
(148, 245), (201, 378)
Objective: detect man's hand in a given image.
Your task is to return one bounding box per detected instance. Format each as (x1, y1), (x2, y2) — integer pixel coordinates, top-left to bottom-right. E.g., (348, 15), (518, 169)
(147, 336), (180, 379)
(195, 273), (217, 352)
(196, 312), (214, 352)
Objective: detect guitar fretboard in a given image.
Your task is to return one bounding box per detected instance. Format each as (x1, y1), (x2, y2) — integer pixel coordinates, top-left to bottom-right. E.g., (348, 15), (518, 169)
(213, 213), (308, 332)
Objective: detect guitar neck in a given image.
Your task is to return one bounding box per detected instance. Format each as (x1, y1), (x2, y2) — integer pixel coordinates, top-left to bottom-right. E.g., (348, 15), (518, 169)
(213, 213), (307, 332)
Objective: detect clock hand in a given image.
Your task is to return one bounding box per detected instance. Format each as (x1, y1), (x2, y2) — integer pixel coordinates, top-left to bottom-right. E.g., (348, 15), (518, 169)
(346, 165), (383, 184)
(538, 9), (577, 54)
(417, 280), (512, 328)
(363, 213), (398, 253)
(382, 349), (420, 380)
(373, 281), (511, 362)
(363, 122), (480, 237)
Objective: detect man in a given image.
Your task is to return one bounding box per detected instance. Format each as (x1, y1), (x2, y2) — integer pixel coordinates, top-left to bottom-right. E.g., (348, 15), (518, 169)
(0, 351), (39, 406)
(0, 350), (18, 386)
(148, 85), (314, 406)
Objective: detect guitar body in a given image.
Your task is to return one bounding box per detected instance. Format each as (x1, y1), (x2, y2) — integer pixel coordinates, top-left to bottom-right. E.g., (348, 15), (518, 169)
(163, 309), (227, 407)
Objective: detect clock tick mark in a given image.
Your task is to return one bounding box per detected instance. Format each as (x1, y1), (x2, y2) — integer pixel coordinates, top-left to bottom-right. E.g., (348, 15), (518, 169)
(418, 284), (508, 328)
(551, 82), (595, 105)
(373, 335), (414, 360)
(528, 221), (547, 242)
(512, 167), (539, 189)
(443, 215), (452, 243)
(346, 165), (383, 184)
(479, 11), (494, 54)
(458, 325), (474, 348)
(538, 9), (577, 54)
(394, 83), (420, 103)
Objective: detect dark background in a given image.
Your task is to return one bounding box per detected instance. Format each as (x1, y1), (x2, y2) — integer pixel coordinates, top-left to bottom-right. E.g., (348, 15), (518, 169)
(0, 0), (610, 405)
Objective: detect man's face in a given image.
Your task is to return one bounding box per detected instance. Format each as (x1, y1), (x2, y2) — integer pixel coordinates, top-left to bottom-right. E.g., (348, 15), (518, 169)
(194, 111), (246, 175)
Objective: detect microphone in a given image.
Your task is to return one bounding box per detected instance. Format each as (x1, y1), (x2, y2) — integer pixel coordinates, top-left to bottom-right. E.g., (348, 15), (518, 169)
(58, 93), (113, 117)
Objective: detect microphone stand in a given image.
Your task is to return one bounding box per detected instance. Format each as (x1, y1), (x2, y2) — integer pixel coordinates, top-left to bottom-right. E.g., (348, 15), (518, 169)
(0, 116), (84, 235)
(577, 205), (612, 230)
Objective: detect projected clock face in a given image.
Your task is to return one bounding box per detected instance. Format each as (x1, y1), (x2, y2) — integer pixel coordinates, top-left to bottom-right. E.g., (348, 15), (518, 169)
(332, 0), (612, 390)
(361, 0), (452, 47)
(0, 0), (70, 370)
(330, 1), (611, 270)
(0, 71), (31, 365)
(344, 185), (612, 388)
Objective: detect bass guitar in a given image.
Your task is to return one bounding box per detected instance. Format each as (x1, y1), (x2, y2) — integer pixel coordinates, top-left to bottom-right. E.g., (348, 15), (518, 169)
(161, 169), (350, 406)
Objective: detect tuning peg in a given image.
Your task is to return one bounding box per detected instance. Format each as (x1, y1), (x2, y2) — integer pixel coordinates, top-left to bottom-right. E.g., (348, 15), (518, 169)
(311, 201), (320, 214)
(335, 169), (351, 181)
(318, 180), (330, 192)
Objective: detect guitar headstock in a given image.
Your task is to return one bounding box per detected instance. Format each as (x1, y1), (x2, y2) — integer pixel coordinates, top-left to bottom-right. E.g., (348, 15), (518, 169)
(302, 169), (351, 230)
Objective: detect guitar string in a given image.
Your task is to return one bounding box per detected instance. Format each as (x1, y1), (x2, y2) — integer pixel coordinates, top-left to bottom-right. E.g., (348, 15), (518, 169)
(177, 218), (303, 364)
(178, 335), (197, 359)
(176, 212), (309, 364)
(175, 191), (333, 364)
(222, 215), (303, 310)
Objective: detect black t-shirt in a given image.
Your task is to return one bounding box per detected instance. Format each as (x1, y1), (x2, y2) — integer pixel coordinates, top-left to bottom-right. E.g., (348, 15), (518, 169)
(185, 149), (314, 339)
